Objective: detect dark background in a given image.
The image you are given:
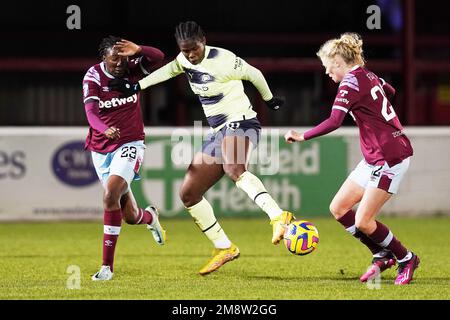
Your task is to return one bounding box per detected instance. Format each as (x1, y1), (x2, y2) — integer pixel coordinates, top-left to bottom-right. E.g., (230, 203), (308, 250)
(1, 0), (449, 127)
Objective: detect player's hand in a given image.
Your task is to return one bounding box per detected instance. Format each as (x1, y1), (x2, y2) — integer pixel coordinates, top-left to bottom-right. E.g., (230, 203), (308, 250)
(109, 78), (141, 97)
(113, 39), (142, 57)
(104, 127), (120, 140)
(284, 130), (304, 143)
(265, 96), (285, 110)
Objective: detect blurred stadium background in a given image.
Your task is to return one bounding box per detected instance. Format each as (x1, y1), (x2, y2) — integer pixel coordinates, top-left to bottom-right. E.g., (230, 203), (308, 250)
(0, 0), (450, 300)
(1, 0), (450, 127)
(1, 0), (449, 220)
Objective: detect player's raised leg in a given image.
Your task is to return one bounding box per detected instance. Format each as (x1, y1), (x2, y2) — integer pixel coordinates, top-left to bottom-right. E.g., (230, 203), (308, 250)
(120, 191), (166, 245)
(180, 152), (239, 275)
(221, 133), (293, 245)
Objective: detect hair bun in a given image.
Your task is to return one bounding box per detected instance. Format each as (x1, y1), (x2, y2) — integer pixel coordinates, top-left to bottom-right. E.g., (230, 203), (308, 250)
(316, 32), (366, 66)
(339, 33), (363, 49)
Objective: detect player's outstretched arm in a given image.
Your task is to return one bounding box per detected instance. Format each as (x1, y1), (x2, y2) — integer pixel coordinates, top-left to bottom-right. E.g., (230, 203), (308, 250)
(238, 61), (285, 110)
(303, 107), (346, 140)
(285, 130), (304, 143)
(284, 107), (345, 144)
(109, 60), (183, 95)
(138, 60), (184, 90)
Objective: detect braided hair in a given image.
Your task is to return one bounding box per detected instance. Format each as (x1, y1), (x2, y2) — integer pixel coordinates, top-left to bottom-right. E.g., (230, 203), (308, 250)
(174, 21), (205, 42)
(98, 35), (121, 59)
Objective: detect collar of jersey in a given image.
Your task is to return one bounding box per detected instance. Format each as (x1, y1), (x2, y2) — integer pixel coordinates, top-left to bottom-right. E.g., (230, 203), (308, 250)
(100, 62), (115, 79)
(341, 65), (361, 80)
(350, 64), (361, 72)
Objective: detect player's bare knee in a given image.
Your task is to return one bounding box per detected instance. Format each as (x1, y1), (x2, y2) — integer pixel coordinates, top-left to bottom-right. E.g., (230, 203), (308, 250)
(103, 189), (121, 209)
(223, 164), (244, 182)
(179, 188), (201, 208)
(329, 202), (346, 219)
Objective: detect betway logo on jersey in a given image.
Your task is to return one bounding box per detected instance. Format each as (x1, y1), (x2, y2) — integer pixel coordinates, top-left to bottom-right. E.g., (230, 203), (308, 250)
(335, 97), (350, 105)
(99, 94), (137, 108)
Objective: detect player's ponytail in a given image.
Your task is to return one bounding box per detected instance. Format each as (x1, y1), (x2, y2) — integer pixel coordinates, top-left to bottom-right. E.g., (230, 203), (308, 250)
(174, 21), (205, 43)
(317, 32), (366, 67)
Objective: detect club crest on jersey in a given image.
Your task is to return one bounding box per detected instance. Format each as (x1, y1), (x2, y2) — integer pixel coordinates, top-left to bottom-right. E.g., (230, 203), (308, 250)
(99, 94), (138, 109)
(183, 68), (215, 84)
(201, 74), (212, 82)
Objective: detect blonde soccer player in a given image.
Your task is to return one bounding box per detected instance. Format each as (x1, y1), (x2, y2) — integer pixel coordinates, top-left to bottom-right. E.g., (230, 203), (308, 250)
(285, 33), (419, 285)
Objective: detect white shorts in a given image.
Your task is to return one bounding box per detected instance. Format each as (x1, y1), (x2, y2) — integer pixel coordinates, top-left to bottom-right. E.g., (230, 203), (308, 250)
(348, 157), (410, 194)
(91, 140), (145, 189)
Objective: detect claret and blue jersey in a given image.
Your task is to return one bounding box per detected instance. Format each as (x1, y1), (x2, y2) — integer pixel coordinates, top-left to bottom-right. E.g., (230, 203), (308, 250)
(82, 58), (149, 153)
(305, 65), (413, 167)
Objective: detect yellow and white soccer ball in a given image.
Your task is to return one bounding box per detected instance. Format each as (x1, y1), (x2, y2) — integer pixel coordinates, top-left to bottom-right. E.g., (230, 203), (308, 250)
(283, 220), (319, 255)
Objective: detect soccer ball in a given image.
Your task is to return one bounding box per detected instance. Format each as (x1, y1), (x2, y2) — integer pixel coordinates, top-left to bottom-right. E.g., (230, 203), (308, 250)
(283, 220), (319, 255)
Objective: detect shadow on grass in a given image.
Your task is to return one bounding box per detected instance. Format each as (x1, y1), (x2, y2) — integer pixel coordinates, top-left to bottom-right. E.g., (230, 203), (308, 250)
(404, 277), (450, 285)
(246, 274), (359, 282)
(0, 254), (94, 259)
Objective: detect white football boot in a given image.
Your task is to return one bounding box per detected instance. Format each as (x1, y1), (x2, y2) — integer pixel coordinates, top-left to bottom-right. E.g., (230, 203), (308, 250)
(91, 265), (113, 281)
(145, 206), (166, 245)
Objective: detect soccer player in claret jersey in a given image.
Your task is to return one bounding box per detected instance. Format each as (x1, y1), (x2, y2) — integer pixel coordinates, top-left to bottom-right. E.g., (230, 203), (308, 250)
(285, 33), (419, 285)
(109, 21), (294, 275)
(83, 36), (167, 281)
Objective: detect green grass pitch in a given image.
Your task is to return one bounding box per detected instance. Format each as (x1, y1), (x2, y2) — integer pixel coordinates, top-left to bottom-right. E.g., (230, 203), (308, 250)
(0, 217), (449, 300)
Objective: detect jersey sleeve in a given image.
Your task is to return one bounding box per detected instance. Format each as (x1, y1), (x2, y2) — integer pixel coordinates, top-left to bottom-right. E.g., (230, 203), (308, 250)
(379, 77), (396, 100)
(304, 107), (347, 140)
(332, 84), (360, 114)
(128, 46), (165, 78)
(138, 57), (184, 90)
(303, 78), (360, 140)
(225, 54), (273, 101)
(138, 46), (165, 74)
(128, 57), (146, 78)
(84, 100), (108, 133)
(82, 67), (101, 104)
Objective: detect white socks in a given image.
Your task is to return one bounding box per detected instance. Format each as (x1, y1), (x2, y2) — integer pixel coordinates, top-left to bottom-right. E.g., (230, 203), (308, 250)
(235, 171), (283, 220)
(397, 251), (413, 263)
(186, 171), (284, 248)
(186, 197), (231, 249)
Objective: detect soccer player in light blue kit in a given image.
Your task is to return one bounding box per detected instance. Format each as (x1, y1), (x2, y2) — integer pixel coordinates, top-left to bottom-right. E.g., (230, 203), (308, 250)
(110, 21), (294, 275)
